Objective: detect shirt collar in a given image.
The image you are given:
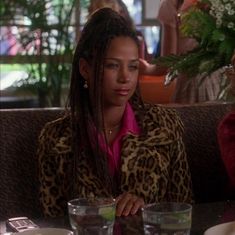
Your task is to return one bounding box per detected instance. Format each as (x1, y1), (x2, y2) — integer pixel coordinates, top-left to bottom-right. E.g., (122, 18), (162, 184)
(120, 102), (140, 136)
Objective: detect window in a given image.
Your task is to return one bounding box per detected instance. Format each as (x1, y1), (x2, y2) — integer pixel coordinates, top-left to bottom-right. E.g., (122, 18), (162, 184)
(0, 0), (77, 106)
(0, 0), (160, 107)
(79, 0), (161, 55)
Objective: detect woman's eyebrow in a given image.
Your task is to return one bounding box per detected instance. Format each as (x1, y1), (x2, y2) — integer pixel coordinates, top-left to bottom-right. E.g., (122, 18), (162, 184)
(105, 57), (139, 62)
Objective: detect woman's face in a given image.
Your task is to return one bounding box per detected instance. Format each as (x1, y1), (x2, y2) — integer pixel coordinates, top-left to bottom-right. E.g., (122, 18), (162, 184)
(101, 36), (139, 108)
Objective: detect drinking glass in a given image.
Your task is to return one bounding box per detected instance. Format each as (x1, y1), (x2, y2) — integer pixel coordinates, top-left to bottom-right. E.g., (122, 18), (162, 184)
(68, 198), (116, 235)
(142, 202), (192, 235)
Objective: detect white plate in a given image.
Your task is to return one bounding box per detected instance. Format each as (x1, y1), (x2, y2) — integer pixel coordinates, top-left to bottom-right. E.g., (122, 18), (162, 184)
(204, 221), (235, 235)
(14, 228), (73, 235)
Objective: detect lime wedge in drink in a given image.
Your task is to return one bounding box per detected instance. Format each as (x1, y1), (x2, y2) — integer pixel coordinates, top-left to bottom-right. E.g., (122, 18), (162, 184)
(99, 207), (115, 221)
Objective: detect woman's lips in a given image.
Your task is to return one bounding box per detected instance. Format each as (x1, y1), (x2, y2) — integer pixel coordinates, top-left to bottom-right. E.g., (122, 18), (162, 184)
(115, 89), (130, 96)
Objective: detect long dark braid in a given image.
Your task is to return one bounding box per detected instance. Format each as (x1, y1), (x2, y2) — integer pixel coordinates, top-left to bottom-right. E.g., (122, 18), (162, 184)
(67, 8), (145, 196)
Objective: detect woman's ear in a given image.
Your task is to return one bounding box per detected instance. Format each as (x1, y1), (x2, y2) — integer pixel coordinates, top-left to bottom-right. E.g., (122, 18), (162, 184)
(79, 58), (90, 81)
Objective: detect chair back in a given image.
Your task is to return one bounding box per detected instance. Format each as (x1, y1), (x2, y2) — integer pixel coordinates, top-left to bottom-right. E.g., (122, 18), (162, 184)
(173, 102), (235, 203)
(0, 108), (64, 219)
(0, 103), (234, 219)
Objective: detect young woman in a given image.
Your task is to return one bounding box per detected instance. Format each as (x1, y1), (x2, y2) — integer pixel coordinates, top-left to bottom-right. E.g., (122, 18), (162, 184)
(38, 8), (192, 218)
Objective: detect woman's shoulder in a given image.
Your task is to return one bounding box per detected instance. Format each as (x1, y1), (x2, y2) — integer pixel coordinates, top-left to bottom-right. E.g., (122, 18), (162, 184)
(39, 114), (71, 141)
(143, 103), (184, 136)
(37, 114), (72, 167)
(144, 103), (179, 118)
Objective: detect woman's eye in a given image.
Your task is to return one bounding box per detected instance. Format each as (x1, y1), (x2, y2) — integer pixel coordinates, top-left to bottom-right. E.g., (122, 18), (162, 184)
(129, 64), (139, 71)
(105, 63), (119, 69)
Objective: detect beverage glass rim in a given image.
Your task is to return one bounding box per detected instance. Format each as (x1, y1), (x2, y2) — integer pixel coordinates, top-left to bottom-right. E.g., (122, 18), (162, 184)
(68, 197), (116, 208)
(142, 202), (192, 215)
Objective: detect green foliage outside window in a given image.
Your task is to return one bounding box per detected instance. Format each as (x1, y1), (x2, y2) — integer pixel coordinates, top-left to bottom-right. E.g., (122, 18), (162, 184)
(0, 0), (78, 107)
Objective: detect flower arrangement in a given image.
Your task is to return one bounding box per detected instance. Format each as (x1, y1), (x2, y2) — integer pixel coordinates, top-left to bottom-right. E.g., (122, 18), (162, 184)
(157, 0), (235, 84)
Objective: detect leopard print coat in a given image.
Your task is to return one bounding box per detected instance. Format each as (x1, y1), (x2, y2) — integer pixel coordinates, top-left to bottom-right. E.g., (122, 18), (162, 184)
(38, 104), (193, 217)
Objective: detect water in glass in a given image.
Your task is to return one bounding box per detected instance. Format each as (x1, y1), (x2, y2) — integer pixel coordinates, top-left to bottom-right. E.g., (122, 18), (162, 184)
(68, 198), (115, 235)
(142, 202), (192, 235)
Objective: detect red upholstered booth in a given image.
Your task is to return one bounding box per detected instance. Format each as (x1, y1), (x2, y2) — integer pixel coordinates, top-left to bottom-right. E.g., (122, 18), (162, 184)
(139, 75), (176, 104)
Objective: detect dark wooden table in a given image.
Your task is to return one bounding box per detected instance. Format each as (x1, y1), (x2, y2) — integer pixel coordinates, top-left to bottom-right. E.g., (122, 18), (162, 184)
(1, 201), (235, 234)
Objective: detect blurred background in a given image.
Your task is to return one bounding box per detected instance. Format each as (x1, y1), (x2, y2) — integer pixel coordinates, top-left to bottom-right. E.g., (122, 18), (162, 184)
(0, 0), (161, 108)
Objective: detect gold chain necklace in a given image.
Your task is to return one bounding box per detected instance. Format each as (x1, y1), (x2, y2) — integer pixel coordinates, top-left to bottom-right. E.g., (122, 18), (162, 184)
(103, 123), (121, 135)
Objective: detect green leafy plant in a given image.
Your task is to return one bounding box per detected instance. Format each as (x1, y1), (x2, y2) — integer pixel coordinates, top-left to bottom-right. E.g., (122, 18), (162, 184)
(156, 0), (235, 84)
(1, 0), (78, 107)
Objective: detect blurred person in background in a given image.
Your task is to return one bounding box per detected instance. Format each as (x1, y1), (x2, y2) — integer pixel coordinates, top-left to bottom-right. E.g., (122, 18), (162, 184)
(139, 0), (222, 104)
(88, 0), (150, 59)
(157, 0), (197, 56)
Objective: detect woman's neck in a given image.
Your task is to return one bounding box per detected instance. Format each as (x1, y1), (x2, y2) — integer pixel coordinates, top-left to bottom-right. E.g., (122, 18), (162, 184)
(103, 105), (126, 130)
(101, 105), (126, 145)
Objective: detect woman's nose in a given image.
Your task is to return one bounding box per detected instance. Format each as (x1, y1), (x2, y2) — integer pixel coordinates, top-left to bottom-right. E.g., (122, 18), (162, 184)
(118, 66), (130, 83)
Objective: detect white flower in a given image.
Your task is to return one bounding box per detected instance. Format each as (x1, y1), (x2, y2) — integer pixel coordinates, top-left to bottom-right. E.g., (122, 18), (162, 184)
(227, 22), (234, 29)
(216, 12), (223, 18)
(219, 5), (225, 12)
(228, 9), (235, 15)
(225, 4), (232, 11)
(216, 19), (222, 27)
(209, 10), (214, 16)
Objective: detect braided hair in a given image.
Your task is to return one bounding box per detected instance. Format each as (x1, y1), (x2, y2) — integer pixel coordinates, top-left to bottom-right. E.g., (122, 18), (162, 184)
(67, 8), (145, 195)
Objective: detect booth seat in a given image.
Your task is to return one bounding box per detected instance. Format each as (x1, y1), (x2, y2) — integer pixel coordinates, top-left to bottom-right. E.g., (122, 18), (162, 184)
(0, 102), (235, 219)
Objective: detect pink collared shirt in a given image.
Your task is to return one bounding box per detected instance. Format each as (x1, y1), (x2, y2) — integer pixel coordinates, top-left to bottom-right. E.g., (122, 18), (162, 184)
(99, 103), (140, 176)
